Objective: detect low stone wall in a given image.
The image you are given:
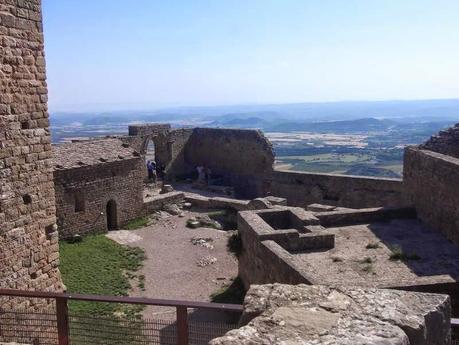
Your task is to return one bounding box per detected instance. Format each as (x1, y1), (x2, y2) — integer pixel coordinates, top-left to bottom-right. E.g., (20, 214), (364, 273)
(270, 169), (409, 209)
(404, 147), (459, 246)
(315, 206), (416, 227)
(54, 158), (144, 238)
(142, 192), (184, 215)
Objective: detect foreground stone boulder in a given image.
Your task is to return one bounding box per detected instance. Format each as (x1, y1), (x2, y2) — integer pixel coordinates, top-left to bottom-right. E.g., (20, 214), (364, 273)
(210, 284), (451, 345)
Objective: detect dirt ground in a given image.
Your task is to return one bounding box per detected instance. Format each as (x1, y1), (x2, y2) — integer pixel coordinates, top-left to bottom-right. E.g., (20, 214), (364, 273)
(107, 209), (239, 321)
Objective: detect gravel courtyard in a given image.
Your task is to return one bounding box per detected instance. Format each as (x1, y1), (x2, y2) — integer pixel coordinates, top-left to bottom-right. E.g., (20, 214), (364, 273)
(107, 209), (239, 321)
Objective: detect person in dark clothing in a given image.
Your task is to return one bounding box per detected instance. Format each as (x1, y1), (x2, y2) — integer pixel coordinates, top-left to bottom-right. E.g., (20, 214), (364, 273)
(147, 161), (154, 180)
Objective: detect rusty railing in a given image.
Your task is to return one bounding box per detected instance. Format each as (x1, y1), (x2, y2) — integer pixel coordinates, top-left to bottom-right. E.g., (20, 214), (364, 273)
(0, 288), (243, 345)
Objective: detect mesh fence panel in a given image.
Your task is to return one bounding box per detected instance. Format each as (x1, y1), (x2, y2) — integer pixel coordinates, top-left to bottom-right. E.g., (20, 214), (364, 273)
(0, 309), (237, 345)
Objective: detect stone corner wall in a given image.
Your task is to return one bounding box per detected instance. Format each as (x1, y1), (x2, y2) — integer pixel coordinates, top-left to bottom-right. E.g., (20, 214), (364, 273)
(210, 284), (451, 345)
(404, 145), (459, 246)
(0, 0), (64, 304)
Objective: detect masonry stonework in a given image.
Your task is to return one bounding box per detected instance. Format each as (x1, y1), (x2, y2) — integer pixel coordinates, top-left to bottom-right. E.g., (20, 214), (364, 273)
(420, 123), (459, 159)
(0, 0), (63, 304)
(211, 284), (451, 345)
(404, 146), (459, 246)
(270, 169), (408, 209)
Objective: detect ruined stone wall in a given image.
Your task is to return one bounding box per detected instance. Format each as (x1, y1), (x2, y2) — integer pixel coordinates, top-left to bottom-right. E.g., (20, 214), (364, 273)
(184, 128), (274, 198)
(420, 123), (459, 159)
(404, 147), (459, 246)
(270, 169), (408, 209)
(158, 128), (193, 178)
(0, 0), (63, 302)
(237, 211), (313, 289)
(54, 158), (144, 238)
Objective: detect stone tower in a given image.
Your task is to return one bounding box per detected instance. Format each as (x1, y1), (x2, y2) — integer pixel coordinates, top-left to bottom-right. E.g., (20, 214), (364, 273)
(0, 0), (63, 305)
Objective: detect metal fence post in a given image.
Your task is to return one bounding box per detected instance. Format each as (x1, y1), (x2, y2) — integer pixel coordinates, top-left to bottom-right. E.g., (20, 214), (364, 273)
(176, 306), (189, 345)
(56, 297), (70, 345)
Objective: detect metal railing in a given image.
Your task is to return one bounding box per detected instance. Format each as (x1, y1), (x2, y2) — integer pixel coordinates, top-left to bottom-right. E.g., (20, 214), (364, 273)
(0, 289), (243, 345)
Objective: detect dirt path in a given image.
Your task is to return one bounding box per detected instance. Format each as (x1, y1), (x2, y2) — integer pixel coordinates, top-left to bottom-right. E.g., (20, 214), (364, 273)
(110, 210), (239, 321)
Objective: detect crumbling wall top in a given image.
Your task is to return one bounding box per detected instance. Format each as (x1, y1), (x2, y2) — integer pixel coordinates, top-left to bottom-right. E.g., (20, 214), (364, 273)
(420, 123), (459, 159)
(128, 123), (171, 137)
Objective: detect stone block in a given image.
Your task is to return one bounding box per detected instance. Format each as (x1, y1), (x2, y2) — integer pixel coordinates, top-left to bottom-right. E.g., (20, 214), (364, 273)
(210, 284), (451, 345)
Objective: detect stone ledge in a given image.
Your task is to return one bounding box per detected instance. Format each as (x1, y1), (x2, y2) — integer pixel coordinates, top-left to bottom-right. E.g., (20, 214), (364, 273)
(210, 284), (451, 345)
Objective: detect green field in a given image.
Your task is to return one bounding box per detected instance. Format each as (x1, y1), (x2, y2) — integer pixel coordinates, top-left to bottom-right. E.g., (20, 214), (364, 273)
(276, 153), (402, 178)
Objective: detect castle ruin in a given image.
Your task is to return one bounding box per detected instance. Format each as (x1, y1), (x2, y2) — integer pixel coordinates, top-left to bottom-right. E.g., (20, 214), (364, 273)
(1, 0), (459, 344)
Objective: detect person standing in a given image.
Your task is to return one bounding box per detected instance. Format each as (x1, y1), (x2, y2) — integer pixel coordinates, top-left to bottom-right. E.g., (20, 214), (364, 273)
(147, 160), (153, 180)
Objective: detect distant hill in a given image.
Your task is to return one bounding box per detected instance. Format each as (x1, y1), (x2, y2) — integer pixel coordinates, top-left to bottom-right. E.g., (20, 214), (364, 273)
(50, 99), (459, 127)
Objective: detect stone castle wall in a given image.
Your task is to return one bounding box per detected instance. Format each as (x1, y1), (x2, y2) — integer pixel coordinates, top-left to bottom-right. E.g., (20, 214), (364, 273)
(0, 0), (63, 304)
(54, 158), (145, 239)
(270, 169), (408, 209)
(404, 147), (459, 246)
(184, 128), (274, 198)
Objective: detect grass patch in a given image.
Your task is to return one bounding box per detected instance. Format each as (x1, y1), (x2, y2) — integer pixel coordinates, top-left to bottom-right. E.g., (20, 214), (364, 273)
(389, 245), (421, 261)
(210, 277), (246, 305)
(366, 242), (380, 249)
(362, 264), (375, 274)
(124, 217), (149, 230)
(60, 235), (145, 318)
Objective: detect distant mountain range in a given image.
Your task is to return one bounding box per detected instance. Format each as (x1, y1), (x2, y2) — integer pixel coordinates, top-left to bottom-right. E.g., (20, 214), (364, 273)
(50, 99), (459, 131)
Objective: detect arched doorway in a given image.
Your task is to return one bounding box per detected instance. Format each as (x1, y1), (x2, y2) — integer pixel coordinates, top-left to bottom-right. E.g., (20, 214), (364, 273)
(106, 200), (118, 230)
(145, 139), (156, 164)
(144, 138), (159, 182)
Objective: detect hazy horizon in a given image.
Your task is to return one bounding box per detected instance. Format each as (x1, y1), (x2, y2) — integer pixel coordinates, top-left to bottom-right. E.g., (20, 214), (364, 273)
(43, 0), (459, 113)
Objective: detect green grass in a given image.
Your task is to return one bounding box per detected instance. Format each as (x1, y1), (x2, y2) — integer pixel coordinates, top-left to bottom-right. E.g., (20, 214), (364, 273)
(124, 217), (149, 230)
(366, 242), (380, 249)
(60, 235), (146, 318)
(389, 245), (421, 262)
(359, 257), (373, 264)
(210, 277), (246, 305)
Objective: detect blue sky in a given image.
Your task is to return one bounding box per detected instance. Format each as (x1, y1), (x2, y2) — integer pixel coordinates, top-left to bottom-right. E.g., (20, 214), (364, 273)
(42, 0), (459, 112)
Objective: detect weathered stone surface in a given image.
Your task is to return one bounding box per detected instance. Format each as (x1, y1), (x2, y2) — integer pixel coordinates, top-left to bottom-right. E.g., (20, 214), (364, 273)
(404, 146), (459, 247)
(270, 169), (409, 209)
(247, 197), (272, 210)
(160, 184), (174, 194)
(420, 123), (459, 159)
(210, 284), (451, 345)
(0, 0), (64, 307)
